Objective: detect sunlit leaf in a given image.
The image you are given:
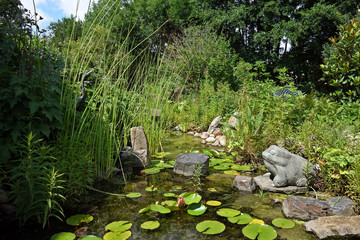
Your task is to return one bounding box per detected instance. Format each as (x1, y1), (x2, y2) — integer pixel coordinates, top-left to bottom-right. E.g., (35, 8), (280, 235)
(216, 208), (240, 218)
(141, 221), (160, 230)
(206, 200), (222, 206)
(125, 192), (142, 198)
(66, 214), (93, 226)
(242, 223), (277, 240)
(179, 192), (202, 205)
(50, 232), (76, 240)
(103, 231), (131, 240)
(105, 221), (132, 232)
(196, 220), (226, 235)
(187, 203), (207, 216)
(272, 218), (295, 229)
(150, 204), (171, 214)
(228, 213), (252, 225)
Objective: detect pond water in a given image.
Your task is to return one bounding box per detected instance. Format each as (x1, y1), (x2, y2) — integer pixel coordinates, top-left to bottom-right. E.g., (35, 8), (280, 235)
(5, 134), (317, 240)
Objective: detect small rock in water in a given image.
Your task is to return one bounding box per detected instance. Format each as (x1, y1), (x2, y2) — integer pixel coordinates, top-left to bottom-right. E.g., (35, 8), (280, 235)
(173, 153), (210, 177)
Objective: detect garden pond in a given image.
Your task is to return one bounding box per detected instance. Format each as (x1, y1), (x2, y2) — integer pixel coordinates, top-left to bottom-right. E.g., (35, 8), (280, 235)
(10, 134), (317, 240)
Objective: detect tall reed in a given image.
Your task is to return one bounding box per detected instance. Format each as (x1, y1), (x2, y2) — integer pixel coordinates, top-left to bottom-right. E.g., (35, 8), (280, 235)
(57, 0), (176, 194)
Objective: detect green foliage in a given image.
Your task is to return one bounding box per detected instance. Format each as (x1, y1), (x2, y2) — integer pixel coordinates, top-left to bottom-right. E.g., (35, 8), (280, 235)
(9, 133), (65, 228)
(321, 19), (360, 101)
(0, 1), (63, 162)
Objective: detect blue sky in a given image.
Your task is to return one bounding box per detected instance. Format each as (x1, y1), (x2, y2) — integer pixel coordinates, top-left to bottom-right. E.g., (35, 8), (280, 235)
(20, 0), (96, 29)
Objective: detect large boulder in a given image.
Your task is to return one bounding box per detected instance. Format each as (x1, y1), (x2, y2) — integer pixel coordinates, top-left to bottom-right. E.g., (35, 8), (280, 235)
(130, 126), (151, 168)
(305, 216), (360, 239)
(282, 196), (356, 221)
(262, 145), (316, 187)
(173, 153), (209, 177)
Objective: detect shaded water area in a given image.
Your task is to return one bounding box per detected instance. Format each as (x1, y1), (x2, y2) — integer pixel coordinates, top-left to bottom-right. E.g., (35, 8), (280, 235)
(5, 134), (317, 240)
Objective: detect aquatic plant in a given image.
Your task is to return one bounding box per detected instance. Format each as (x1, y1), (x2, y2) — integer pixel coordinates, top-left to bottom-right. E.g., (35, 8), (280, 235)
(105, 221), (132, 232)
(228, 213), (252, 225)
(196, 220), (226, 235)
(66, 214), (93, 226)
(206, 200), (222, 206)
(179, 192), (202, 205)
(125, 192), (142, 198)
(216, 208), (241, 218)
(187, 203), (207, 216)
(140, 221), (160, 230)
(242, 223), (277, 240)
(272, 218), (295, 229)
(50, 232), (75, 240)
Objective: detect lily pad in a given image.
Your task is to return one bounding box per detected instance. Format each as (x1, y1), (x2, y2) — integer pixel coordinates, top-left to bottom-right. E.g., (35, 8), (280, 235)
(155, 162), (173, 168)
(103, 231), (131, 240)
(213, 165), (230, 170)
(142, 168), (161, 175)
(105, 221), (132, 232)
(125, 192), (142, 198)
(187, 203), (207, 216)
(50, 232), (76, 240)
(224, 170), (239, 175)
(66, 214), (93, 226)
(202, 150), (213, 157)
(153, 152), (170, 159)
(272, 218), (295, 229)
(206, 200), (222, 206)
(145, 186), (158, 192)
(242, 223), (277, 240)
(141, 221), (160, 230)
(216, 208), (241, 218)
(138, 205), (150, 213)
(208, 187), (217, 192)
(179, 192), (202, 205)
(78, 235), (102, 240)
(150, 204), (171, 214)
(163, 193), (176, 197)
(250, 219), (265, 225)
(231, 165), (251, 171)
(162, 200), (180, 211)
(210, 159), (224, 166)
(196, 220), (226, 235)
(228, 213), (252, 224)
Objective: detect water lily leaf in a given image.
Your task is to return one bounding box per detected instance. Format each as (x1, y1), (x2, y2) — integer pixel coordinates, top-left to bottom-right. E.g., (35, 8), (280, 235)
(206, 200), (222, 206)
(169, 161), (176, 166)
(272, 218), (295, 229)
(187, 203), (207, 216)
(196, 220), (226, 235)
(179, 192), (202, 205)
(139, 205), (150, 214)
(221, 162), (234, 166)
(216, 208), (241, 218)
(161, 200), (180, 211)
(142, 168), (161, 175)
(228, 213), (252, 224)
(224, 170), (239, 175)
(231, 165), (251, 171)
(242, 223), (277, 240)
(145, 186), (158, 192)
(210, 159), (223, 166)
(213, 165), (230, 170)
(78, 235), (102, 240)
(103, 231), (131, 240)
(66, 214), (93, 226)
(163, 193), (176, 197)
(141, 221), (160, 230)
(155, 162), (173, 168)
(150, 204), (171, 214)
(105, 221), (132, 232)
(50, 232), (76, 240)
(208, 188), (217, 192)
(250, 219), (264, 225)
(125, 192), (142, 198)
(202, 150), (213, 157)
(153, 152), (170, 159)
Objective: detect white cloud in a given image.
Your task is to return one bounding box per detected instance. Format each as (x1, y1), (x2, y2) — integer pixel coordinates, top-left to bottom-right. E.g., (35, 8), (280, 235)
(58, 0), (93, 20)
(20, 0), (53, 29)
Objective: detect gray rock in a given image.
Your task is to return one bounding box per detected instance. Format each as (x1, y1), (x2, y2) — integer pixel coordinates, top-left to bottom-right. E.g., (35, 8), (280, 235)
(173, 153), (209, 177)
(119, 146), (135, 172)
(218, 135), (226, 146)
(228, 112), (240, 128)
(211, 139), (220, 147)
(233, 175), (256, 194)
(254, 173), (307, 194)
(213, 128), (222, 137)
(208, 116), (222, 134)
(201, 132), (210, 139)
(130, 126), (151, 168)
(206, 137), (216, 143)
(262, 145), (316, 187)
(282, 196), (356, 221)
(194, 133), (201, 138)
(305, 216), (360, 239)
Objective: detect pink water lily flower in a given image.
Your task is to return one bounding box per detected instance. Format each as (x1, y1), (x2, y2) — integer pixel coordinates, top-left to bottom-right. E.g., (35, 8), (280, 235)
(177, 197), (185, 207)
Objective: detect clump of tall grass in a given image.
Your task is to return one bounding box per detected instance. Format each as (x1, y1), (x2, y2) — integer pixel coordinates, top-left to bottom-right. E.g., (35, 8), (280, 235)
(57, 0), (176, 196)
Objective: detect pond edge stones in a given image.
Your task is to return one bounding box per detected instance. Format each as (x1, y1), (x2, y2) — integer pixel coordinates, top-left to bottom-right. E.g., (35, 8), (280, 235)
(173, 153), (209, 177)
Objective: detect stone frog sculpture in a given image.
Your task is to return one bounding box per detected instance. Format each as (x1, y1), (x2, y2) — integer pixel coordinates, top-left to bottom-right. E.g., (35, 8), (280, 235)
(262, 145), (316, 187)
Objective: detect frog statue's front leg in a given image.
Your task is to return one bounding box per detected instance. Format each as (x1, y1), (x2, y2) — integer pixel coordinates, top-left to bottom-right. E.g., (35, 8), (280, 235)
(272, 168), (288, 187)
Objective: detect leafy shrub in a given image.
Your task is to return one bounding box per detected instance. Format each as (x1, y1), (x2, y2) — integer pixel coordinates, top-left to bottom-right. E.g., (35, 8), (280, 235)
(321, 18), (360, 102)
(0, 1), (63, 162)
